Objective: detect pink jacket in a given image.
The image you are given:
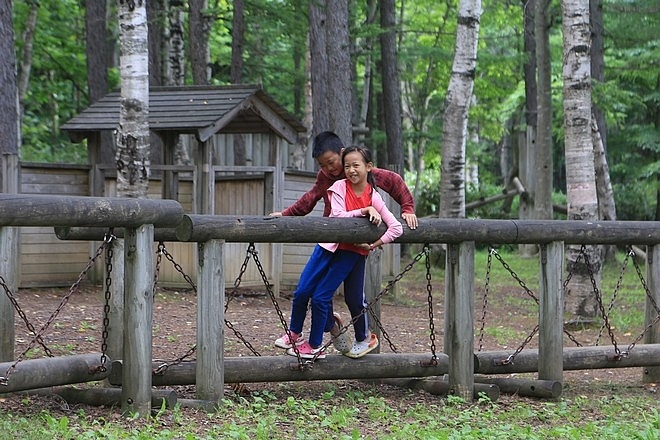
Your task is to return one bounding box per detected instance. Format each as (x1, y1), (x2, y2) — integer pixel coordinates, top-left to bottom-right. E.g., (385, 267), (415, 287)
(319, 179), (403, 253)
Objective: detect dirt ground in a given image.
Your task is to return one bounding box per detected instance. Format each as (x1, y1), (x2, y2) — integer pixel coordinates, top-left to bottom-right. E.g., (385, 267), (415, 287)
(0, 271), (656, 430)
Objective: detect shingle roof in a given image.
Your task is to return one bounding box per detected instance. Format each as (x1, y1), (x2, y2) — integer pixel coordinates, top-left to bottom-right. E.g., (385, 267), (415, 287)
(61, 84), (306, 143)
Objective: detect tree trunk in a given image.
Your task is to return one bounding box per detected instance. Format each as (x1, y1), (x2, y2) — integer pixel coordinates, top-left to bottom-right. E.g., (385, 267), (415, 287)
(326, 0), (352, 145)
(164, 0), (186, 86)
(2, 1), (20, 157)
(189, 0), (211, 85)
(534, 0), (553, 221)
(308, 1), (329, 137)
(561, 0), (601, 318)
(380, 0), (404, 173)
(231, 0), (247, 166)
(439, 0), (482, 219)
(590, 0), (606, 154)
(116, 0), (150, 199)
(17, 0), (38, 116)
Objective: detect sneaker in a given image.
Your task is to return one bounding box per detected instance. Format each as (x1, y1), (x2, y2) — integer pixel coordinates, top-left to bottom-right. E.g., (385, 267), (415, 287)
(345, 333), (379, 358)
(274, 331), (304, 349)
(286, 341), (326, 359)
(330, 313), (351, 354)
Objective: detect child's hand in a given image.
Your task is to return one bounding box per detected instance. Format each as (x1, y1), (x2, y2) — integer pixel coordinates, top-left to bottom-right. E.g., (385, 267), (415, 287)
(401, 212), (418, 229)
(364, 207), (382, 226)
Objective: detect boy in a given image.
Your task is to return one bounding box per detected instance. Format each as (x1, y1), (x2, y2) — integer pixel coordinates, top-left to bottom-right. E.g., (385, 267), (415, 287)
(271, 131), (417, 353)
(271, 131), (418, 229)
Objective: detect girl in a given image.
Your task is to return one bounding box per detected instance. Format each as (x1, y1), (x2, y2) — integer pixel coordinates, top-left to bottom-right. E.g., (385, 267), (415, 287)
(275, 146), (403, 359)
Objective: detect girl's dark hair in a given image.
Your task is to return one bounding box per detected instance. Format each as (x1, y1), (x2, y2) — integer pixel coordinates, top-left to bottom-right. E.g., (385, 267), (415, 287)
(341, 146), (378, 191)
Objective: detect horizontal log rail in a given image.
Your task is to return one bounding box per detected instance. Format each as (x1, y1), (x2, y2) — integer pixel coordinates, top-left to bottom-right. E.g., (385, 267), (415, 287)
(54, 226), (179, 242)
(175, 214), (660, 245)
(0, 194), (183, 228)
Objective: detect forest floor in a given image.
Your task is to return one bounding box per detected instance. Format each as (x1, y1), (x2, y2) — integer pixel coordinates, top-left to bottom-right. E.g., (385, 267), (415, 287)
(0, 269), (656, 432)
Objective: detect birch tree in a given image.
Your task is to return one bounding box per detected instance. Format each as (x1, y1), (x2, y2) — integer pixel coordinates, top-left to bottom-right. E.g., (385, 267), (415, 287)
(116, 0), (150, 198)
(561, 0), (602, 318)
(439, 0), (482, 218)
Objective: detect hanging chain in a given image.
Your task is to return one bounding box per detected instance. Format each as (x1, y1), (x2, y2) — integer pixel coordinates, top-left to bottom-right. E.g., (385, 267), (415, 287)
(497, 325), (539, 365)
(595, 247), (631, 345)
(95, 229), (116, 374)
(153, 242), (164, 298)
(477, 247), (494, 352)
(424, 245), (438, 365)
(0, 277), (52, 356)
(1, 237), (110, 385)
(623, 249), (660, 354)
(583, 246), (621, 357)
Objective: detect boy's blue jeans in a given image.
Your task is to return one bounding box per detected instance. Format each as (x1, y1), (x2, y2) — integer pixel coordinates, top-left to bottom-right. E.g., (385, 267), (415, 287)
(289, 245), (368, 347)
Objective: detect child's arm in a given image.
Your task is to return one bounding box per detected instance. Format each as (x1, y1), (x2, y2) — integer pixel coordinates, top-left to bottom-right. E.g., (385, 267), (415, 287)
(371, 168), (418, 229)
(274, 170), (333, 216)
(369, 193), (403, 248)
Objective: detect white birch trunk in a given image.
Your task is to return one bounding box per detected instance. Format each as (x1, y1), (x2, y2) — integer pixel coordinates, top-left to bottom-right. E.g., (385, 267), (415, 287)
(116, 0), (150, 199)
(561, 0), (602, 318)
(439, 0), (482, 218)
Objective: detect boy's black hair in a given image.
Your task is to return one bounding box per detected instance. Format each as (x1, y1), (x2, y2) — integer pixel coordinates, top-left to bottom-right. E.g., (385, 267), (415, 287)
(341, 146), (378, 192)
(312, 131), (344, 158)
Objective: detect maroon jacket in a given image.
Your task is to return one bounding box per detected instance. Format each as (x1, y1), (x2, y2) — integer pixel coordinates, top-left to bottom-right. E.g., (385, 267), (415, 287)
(282, 168), (415, 217)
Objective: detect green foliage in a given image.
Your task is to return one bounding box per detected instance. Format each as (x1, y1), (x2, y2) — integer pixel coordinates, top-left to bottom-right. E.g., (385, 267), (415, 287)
(1, 389), (657, 439)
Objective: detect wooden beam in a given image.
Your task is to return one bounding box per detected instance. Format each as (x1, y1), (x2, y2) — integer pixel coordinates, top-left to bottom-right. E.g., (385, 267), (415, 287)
(22, 386), (177, 409)
(0, 194), (183, 228)
(474, 375), (562, 399)
(474, 344), (660, 374)
(55, 226), (179, 242)
(0, 354), (110, 393)
(175, 215), (660, 245)
(108, 353), (449, 385)
(371, 378), (500, 401)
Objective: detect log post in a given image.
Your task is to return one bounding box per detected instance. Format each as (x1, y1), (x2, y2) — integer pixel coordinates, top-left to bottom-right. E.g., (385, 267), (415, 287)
(445, 242), (475, 400)
(644, 245), (660, 384)
(0, 226), (17, 362)
(196, 239), (225, 401)
(365, 248), (382, 352)
(121, 225), (154, 416)
(473, 375), (562, 399)
(0, 154), (19, 362)
(106, 238), (125, 367)
(538, 241), (564, 383)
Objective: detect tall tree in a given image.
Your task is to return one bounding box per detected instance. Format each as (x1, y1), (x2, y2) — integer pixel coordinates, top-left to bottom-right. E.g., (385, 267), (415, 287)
(231, 0), (247, 166)
(1, 0), (19, 159)
(0, 0), (20, 362)
(439, 0), (482, 218)
(308, 1), (329, 137)
(534, 0), (553, 221)
(116, 0), (150, 198)
(380, 0), (403, 174)
(86, 0), (115, 166)
(326, 0), (352, 145)
(561, 0), (602, 318)
(189, 0), (211, 84)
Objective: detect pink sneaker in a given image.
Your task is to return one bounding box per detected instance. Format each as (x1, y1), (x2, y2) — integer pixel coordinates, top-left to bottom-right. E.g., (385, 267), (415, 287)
(274, 331), (304, 349)
(286, 341), (326, 359)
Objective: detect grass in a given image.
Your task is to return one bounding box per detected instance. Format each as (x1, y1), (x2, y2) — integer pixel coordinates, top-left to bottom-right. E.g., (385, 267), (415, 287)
(0, 387), (657, 439)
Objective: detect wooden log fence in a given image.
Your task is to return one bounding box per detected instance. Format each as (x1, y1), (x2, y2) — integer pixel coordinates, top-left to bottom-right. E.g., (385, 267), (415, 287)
(1, 197), (659, 414)
(175, 215), (660, 402)
(0, 194), (184, 417)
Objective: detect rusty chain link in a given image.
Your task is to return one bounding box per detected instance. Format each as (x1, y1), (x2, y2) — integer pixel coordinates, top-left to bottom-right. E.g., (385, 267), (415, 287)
(595, 247), (631, 346)
(477, 247), (495, 352)
(95, 229), (116, 374)
(1, 236), (110, 385)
